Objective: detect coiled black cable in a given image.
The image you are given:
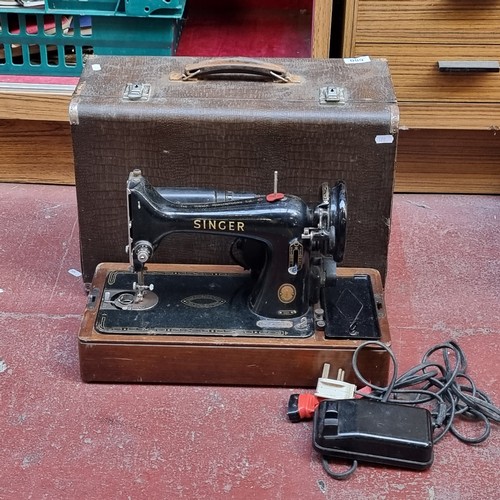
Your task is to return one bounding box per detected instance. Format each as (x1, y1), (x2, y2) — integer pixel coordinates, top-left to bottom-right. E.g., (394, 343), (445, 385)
(351, 340), (500, 445)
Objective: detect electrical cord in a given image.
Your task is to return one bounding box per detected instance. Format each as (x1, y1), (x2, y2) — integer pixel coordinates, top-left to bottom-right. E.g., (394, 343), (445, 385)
(321, 457), (358, 480)
(351, 340), (500, 445)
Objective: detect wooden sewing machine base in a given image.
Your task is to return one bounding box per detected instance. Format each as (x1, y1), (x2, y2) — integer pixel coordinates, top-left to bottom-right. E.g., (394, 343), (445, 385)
(79, 263), (391, 387)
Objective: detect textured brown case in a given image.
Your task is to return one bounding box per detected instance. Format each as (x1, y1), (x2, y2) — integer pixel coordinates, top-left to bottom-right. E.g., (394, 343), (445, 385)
(70, 56), (398, 284)
(79, 264), (391, 386)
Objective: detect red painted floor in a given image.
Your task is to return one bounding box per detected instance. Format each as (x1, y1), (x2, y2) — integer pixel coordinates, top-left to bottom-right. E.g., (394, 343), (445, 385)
(0, 184), (499, 499)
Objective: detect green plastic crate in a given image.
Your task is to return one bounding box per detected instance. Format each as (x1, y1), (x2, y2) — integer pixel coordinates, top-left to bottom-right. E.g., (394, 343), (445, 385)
(46, 1), (186, 18)
(0, 1), (185, 76)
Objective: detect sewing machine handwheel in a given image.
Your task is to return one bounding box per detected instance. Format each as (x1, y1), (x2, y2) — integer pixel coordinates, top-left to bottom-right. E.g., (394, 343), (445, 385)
(329, 181), (347, 262)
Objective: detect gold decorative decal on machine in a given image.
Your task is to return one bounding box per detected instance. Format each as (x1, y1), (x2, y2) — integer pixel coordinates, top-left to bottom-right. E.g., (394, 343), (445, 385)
(181, 294), (227, 309)
(278, 284), (296, 304)
(193, 219), (245, 232)
(107, 271), (119, 285)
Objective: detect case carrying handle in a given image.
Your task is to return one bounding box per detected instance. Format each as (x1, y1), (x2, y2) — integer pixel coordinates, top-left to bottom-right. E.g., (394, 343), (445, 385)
(170, 58), (299, 83)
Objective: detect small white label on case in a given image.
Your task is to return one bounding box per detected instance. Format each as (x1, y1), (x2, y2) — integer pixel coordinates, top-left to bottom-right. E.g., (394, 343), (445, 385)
(375, 134), (395, 144)
(344, 56), (371, 64)
(91, 63), (102, 71)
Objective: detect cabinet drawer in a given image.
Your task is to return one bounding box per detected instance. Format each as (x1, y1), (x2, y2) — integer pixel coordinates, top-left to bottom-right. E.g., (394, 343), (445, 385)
(354, 45), (500, 103)
(398, 103), (500, 130)
(353, 0), (500, 44)
(396, 129), (500, 194)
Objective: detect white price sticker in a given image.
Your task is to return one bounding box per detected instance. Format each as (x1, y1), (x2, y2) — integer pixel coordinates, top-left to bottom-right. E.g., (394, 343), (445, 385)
(375, 135), (395, 144)
(344, 56), (371, 65)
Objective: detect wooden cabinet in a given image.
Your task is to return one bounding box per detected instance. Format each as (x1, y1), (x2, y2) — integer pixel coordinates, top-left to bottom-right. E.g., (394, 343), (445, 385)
(343, 0), (500, 193)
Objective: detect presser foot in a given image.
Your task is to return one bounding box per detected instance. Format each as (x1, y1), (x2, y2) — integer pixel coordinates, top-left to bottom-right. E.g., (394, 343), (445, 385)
(103, 289), (159, 311)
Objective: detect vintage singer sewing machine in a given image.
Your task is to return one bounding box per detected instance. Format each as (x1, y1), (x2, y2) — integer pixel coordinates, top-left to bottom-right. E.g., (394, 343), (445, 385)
(78, 170), (391, 386)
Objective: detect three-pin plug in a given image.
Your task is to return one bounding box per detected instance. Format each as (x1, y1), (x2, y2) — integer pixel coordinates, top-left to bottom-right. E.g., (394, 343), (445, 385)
(315, 363), (356, 400)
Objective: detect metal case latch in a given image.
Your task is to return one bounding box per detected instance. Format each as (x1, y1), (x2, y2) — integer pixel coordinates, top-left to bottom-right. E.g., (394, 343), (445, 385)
(320, 86), (343, 104)
(123, 83), (151, 101)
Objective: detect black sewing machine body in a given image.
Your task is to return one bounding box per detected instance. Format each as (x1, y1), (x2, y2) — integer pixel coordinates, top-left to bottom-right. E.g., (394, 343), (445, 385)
(127, 170), (320, 320)
(92, 170), (381, 341)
